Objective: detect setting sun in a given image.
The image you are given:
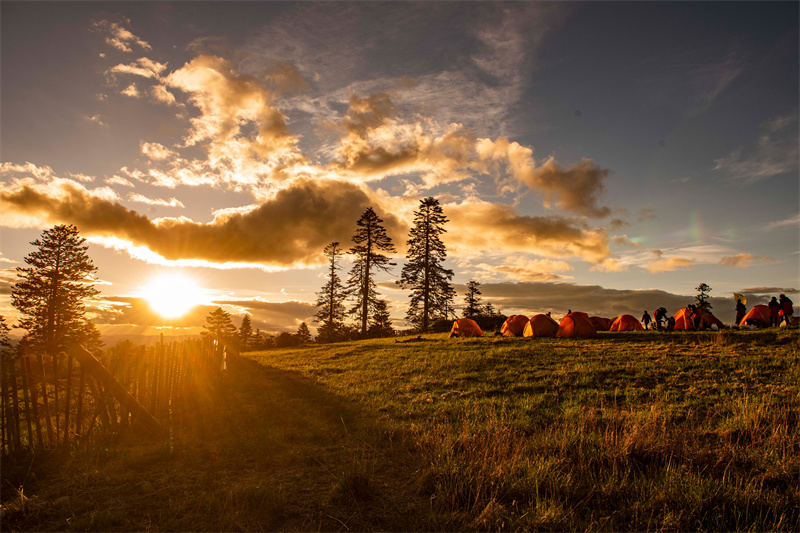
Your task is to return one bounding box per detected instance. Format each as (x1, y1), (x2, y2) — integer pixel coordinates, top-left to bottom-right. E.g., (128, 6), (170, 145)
(140, 274), (205, 318)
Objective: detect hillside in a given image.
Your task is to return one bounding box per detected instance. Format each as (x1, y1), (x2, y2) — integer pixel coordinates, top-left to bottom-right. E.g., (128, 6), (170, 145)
(2, 329), (798, 531)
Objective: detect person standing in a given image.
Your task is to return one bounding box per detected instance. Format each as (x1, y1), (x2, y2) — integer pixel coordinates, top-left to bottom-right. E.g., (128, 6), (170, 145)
(735, 299), (747, 326)
(779, 294), (794, 326)
(641, 310), (652, 330)
(768, 297), (781, 327)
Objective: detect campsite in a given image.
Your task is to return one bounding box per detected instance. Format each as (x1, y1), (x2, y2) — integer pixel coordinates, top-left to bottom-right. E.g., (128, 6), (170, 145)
(2, 327), (797, 532)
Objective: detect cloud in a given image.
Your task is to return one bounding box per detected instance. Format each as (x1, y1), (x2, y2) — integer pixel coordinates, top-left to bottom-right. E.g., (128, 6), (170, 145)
(0, 177), (403, 268)
(718, 253), (753, 268)
(91, 19), (152, 53)
(713, 111), (799, 183)
(0, 162), (56, 181)
(476, 138), (612, 217)
(140, 142), (177, 161)
(444, 199), (612, 264)
(128, 193), (185, 208)
(646, 257), (695, 273)
(765, 213), (800, 231)
(464, 256), (574, 282)
(108, 57), (168, 79)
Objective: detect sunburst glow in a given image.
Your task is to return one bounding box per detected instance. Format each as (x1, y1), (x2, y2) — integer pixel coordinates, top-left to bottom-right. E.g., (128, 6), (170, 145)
(140, 274), (205, 318)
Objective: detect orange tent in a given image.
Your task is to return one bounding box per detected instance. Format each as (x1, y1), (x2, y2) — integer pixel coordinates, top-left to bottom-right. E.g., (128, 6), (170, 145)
(449, 318), (483, 338)
(610, 314), (644, 331)
(672, 308), (696, 330)
(501, 314), (530, 336)
(590, 316), (611, 331)
(524, 314), (559, 337)
(702, 313), (725, 330)
(739, 305), (770, 327)
(557, 312), (598, 338)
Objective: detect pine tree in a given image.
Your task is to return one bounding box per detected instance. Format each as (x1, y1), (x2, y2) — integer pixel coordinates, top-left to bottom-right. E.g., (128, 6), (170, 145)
(398, 197), (455, 333)
(239, 314), (254, 352)
(347, 207), (396, 338)
(296, 322), (312, 344)
(314, 242), (348, 343)
(367, 298), (394, 338)
(202, 307), (238, 344)
(0, 315), (13, 363)
(462, 280), (483, 318)
(695, 283), (713, 314)
(11, 224), (99, 355)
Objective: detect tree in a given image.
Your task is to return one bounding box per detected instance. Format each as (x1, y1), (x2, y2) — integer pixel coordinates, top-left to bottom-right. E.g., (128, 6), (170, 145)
(296, 322), (312, 344)
(239, 314), (254, 352)
(367, 299), (394, 338)
(202, 307), (238, 345)
(462, 280), (483, 318)
(314, 242), (348, 343)
(398, 197), (455, 333)
(11, 224), (99, 356)
(695, 283), (713, 314)
(0, 315), (13, 363)
(347, 207), (396, 338)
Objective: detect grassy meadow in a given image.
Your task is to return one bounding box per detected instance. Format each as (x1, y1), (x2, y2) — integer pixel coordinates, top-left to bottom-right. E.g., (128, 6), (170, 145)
(2, 328), (798, 531)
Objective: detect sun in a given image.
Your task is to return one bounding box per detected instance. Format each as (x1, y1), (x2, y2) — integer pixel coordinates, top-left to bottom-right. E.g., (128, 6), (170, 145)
(140, 274), (205, 318)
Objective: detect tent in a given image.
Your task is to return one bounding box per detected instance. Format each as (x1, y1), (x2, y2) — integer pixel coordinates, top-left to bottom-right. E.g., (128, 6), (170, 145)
(610, 314), (645, 331)
(672, 307), (696, 330)
(501, 314), (530, 336)
(702, 313), (725, 330)
(556, 312), (598, 338)
(739, 305), (770, 327)
(449, 318), (483, 338)
(590, 316), (611, 331)
(524, 314), (559, 337)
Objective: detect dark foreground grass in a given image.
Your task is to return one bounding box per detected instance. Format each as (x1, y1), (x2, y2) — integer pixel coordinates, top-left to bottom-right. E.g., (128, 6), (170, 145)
(2, 328), (797, 531)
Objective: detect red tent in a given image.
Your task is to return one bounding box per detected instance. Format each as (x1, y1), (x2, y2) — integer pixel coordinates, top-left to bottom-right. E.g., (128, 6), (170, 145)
(524, 314), (559, 337)
(501, 314), (530, 336)
(610, 314), (645, 331)
(673, 308), (696, 330)
(589, 316), (611, 331)
(739, 305), (770, 327)
(449, 318), (483, 338)
(557, 312), (598, 338)
(702, 313), (725, 330)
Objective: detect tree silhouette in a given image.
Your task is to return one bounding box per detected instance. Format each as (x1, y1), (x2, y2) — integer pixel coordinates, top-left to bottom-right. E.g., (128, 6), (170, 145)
(314, 242), (348, 343)
(367, 298), (394, 338)
(296, 322), (312, 344)
(695, 283), (713, 314)
(462, 280), (483, 318)
(12, 224), (99, 355)
(398, 197), (455, 333)
(202, 307), (238, 345)
(347, 208), (396, 338)
(239, 314), (254, 352)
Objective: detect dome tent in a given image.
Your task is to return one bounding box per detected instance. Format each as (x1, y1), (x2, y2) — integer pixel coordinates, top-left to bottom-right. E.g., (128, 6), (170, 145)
(449, 318), (483, 338)
(557, 312), (598, 338)
(501, 314), (530, 336)
(739, 305), (770, 327)
(702, 313), (725, 330)
(672, 308), (696, 330)
(524, 314), (559, 337)
(610, 314), (645, 331)
(589, 316), (611, 331)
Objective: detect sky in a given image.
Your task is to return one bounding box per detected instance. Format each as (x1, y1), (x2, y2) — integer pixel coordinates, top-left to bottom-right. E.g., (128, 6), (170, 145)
(1, 1), (798, 342)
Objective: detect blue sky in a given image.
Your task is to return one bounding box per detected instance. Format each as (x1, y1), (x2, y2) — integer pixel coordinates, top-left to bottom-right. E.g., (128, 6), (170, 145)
(1, 1), (797, 339)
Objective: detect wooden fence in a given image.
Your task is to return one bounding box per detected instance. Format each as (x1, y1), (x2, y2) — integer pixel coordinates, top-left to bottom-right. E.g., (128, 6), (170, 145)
(0, 337), (228, 455)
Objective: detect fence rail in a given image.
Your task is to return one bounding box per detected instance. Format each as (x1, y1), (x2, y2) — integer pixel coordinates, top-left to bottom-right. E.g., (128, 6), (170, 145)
(1, 337), (227, 455)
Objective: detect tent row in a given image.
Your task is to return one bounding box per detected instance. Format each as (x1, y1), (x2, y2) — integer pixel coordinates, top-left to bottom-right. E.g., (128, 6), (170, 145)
(449, 308), (730, 339)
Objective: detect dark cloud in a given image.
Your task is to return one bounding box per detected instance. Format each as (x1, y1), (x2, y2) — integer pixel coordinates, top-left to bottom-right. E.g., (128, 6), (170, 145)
(0, 178), (404, 267)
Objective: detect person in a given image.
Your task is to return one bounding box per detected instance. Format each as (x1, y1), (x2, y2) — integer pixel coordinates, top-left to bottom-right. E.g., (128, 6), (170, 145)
(654, 307), (667, 331)
(768, 297), (781, 327)
(735, 299), (747, 326)
(666, 316), (675, 332)
(779, 294), (794, 326)
(641, 310), (652, 330)
(690, 304), (703, 330)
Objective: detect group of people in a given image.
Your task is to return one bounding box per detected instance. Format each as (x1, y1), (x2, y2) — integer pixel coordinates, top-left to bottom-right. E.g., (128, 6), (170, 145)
(641, 307), (676, 331)
(639, 293), (795, 331)
(736, 293), (794, 327)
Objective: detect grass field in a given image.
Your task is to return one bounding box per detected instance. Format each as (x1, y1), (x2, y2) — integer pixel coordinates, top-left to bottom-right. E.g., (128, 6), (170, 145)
(2, 329), (798, 531)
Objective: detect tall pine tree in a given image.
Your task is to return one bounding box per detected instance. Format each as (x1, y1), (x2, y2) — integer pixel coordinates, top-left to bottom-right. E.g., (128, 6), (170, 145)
(314, 242), (348, 343)
(462, 280), (483, 318)
(12, 224), (99, 355)
(398, 197), (454, 332)
(348, 208), (396, 338)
